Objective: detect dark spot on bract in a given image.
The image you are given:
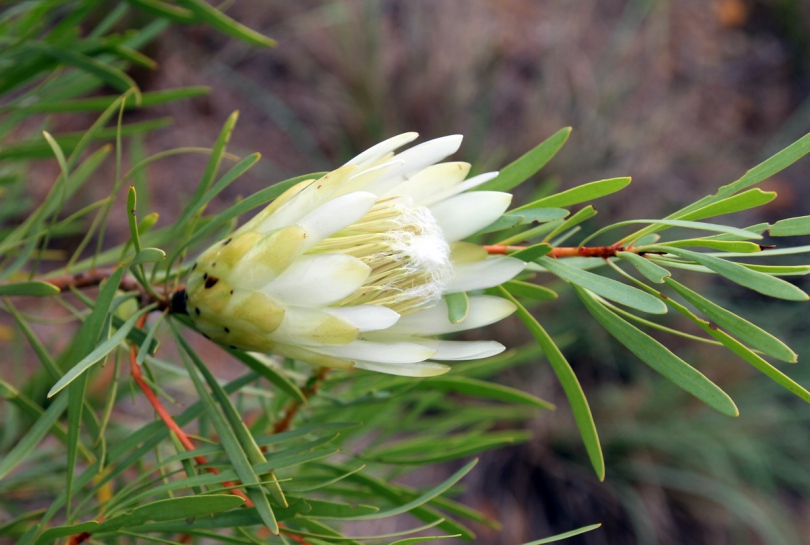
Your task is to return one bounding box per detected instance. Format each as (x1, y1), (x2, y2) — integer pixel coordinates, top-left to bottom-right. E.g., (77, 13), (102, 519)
(223, 238), (232, 246)
(202, 333), (211, 340)
(195, 307), (201, 316)
(230, 290), (234, 295)
(192, 263), (197, 271)
(203, 273), (208, 280)
(205, 276), (219, 289)
(224, 327), (230, 333)
(211, 262), (216, 267)
(230, 345), (238, 349)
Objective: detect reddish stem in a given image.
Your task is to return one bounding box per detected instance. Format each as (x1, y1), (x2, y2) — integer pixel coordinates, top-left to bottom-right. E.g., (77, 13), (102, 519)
(484, 244), (627, 259)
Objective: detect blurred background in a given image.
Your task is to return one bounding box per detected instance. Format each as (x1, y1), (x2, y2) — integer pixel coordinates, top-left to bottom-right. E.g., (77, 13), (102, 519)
(18, 0), (810, 543)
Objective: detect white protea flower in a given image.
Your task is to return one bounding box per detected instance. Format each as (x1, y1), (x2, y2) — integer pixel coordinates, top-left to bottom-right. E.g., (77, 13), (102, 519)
(184, 133), (525, 377)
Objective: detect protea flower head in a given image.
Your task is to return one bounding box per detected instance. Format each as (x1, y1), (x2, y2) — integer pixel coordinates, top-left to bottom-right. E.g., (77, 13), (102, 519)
(184, 133), (525, 377)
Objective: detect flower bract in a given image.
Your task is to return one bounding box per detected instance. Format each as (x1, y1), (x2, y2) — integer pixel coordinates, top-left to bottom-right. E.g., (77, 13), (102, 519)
(185, 133), (525, 376)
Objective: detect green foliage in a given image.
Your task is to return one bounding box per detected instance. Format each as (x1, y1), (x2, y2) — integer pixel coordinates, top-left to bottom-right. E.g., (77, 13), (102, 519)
(1, 2), (810, 544)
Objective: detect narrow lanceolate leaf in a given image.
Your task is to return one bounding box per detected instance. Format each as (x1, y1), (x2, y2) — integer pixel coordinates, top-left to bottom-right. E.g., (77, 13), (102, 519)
(343, 459), (478, 520)
(646, 246), (809, 301)
(498, 286), (604, 480)
(479, 209), (568, 233)
(504, 280), (558, 300)
(640, 284), (810, 404)
(664, 278), (797, 362)
(30, 43), (139, 93)
(477, 127), (571, 192)
(616, 252), (670, 284)
(444, 292), (469, 324)
(0, 281), (59, 296)
(660, 240), (762, 253)
(420, 376), (555, 410)
(226, 350), (306, 403)
(524, 523), (602, 544)
(94, 495), (246, 533)
(515, 177), (631, 210)
(678, 189), (777, 222)
(179, 334), (286, 508)
(177, 336), (279, 535)
(575, 286), (738, 417)
(770, 215), (810, 236)
(177, 0), (277, 47)
(708, 329), (810, 404)
(48, 305), (153, 398)
(511, 243), (552, 262)
(0, 394), (68, 480)
(539, 256), (667, 314)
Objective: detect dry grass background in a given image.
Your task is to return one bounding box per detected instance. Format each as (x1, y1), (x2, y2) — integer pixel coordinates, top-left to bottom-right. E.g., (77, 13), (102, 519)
(21, 0), (810, 543)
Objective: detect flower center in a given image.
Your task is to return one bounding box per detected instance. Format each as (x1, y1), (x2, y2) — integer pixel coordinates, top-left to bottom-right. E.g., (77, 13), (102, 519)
(312, 196), (452, 313)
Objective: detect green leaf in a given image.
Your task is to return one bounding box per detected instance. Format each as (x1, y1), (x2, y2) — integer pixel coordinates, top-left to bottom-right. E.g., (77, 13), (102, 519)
(176, 0), (277, 47)
(21, 87), (210, 113)
(421, 376), (555, 409)
(130, 247), (165, 265)
(28, 42), (139, 94)
(616, 252), (670, 283)
(575, 286), (738, 417)
(0, 394), (68, 481)
(177, 334), (279, 534)
(646, 246), (809, 301)
(302, 499), (379, 519)
(583, 219), (763, 247)
(664, 278), (796, 362)
(0, 281), (60, 296)
(523, 524), (602, 544)
(124, 0), (195, 23)
(660, 239), (762, 253)
(497, 286), (604, 480)
(511, 243), (553, 262)
(225, 350), (306, 403)
(96, 495), (245, 532)
(389, 536), (461, 545)
(544, 205), (597, 241)
(476, 127), (571, 192)
(444, 292), (469, 324)
(503, 280), (558, 300)
(478, 209), (568, 233)
(516, 177), (630, 210)
(539, 256), (667, 314)
(344, 459), (478, 520)
(34, 521), (99, 545)
(678, 189), (776, 222)
(770, 215), (810, 236)
(48, 304), (153, 398)
(622, 132), (810, 242)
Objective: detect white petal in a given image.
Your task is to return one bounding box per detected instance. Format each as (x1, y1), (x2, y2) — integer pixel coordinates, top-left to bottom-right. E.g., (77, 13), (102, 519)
(338, 159), (404, 196)
(353, 360), (450, 377)
(314, 340), (436, 363)
(430, 191), (512, 242)
(262, 254), (370, 306)
(417, 171), (499, 206)
(376, 135), (463, 183)
(389, 295), (516, 335)
(380, 162), (470, 201)
(416, 339), (506, 361)
(326, 305), (401, 332)
(345, 133), (419, 166)
(297, 191), (378, 250)
(445, 256), (525, 293)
